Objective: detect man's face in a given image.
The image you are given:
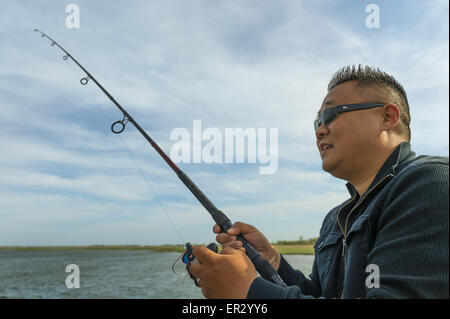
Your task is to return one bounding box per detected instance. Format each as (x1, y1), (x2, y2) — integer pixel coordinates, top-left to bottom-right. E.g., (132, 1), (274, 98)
(316, 81), (383, 180)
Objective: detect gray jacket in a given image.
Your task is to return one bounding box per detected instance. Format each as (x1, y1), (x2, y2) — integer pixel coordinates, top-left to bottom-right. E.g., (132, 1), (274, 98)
(247, 142), (449, 298)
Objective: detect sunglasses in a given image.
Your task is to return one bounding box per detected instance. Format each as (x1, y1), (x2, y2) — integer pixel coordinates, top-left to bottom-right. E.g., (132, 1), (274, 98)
(314, 102), (386, 131)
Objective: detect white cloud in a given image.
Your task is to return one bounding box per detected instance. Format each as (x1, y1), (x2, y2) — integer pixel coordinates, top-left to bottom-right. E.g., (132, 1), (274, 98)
(0, 0), (447, 245)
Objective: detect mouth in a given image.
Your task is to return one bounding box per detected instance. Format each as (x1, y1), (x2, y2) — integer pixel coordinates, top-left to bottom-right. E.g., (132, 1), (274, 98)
(319, 143), (333, 156)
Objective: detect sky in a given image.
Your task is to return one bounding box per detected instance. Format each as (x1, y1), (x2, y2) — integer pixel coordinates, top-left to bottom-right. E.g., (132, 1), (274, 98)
(0, 0), (448, 246)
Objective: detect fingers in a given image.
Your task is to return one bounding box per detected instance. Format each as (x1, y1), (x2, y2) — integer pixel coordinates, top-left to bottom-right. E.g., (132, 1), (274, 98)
(221, 246), (245, 255)
(190, 246), (216, 281)
(213, 221), (254, 236)
(216, 232), (236, 244)
(214, 221), (255, 244)
(220, 239), (245, 252)
(192, 245), (217, 265)
(214, 222), (256, 255)
(213, 224), (222, 234)
(214, 223), (237, 246)
(189, 262), (202, 278)
(215, 232), (244, 251)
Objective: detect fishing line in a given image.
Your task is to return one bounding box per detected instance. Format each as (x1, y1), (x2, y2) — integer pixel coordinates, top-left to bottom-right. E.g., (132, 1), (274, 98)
(34, 29), (287, 287)
(65, 63), (186, 245)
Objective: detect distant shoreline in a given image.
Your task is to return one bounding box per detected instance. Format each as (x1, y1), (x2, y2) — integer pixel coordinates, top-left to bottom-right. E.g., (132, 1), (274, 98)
(0, 244), (314, 255)
(0, 245), (187, 253)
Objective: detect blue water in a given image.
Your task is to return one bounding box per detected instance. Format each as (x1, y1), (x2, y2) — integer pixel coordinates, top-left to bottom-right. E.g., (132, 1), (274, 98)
(0, 249), (314, 298)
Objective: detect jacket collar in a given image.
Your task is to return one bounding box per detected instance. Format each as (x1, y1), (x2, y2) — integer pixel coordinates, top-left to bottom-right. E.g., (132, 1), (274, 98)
(345, 142), (416, 197)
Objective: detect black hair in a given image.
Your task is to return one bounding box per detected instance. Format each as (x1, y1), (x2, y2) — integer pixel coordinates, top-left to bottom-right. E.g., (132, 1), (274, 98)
(328, 65), (411, 141)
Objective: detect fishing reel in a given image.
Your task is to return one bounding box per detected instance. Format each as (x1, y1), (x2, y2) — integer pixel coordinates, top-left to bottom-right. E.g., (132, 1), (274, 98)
(173, 242), (218, 287)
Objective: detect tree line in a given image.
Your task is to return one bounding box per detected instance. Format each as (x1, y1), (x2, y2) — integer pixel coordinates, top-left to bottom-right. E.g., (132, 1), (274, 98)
(272, 236), (318, 245)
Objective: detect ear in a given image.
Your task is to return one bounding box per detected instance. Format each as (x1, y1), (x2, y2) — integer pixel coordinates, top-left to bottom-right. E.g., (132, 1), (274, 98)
(380, 104), (401, 131)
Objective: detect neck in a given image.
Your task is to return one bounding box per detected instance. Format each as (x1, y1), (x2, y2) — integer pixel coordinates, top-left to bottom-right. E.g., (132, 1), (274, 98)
(350, 142), (401, 195)
(351, 172), (379, 196)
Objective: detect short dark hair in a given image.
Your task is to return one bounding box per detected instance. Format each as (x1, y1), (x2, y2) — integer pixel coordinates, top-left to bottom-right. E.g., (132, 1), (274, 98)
(328, 65), (411, 141)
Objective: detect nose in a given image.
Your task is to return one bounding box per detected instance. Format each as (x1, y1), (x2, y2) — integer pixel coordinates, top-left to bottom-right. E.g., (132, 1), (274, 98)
(315, 122), (329, 141)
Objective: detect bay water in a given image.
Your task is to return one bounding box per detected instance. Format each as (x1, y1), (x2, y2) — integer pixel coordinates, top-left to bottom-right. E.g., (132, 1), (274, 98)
(0, 249), (314, 299)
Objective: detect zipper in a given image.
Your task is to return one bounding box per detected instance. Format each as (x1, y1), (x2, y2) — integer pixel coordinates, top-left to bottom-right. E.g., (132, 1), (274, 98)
(341, 238), (346, 256)
(337, 173), (393, 298)
(336, 195), (356, 247)
(342, 174), (393, 240)
(342, 238), (347, 275)
(336, 194), (356, 296)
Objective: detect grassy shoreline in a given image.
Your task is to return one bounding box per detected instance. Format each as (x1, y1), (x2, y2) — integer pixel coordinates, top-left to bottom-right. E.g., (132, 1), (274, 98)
(0, 245), (187, 253)
(0, 244), (315, 255)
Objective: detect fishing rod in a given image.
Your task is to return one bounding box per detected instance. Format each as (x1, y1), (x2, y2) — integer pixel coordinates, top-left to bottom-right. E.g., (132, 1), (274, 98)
(34, 29), (286, 287)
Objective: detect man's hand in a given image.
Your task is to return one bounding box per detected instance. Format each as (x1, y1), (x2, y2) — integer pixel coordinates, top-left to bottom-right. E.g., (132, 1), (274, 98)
(214, 222), (281, 270)
(189, 245), (258, 299)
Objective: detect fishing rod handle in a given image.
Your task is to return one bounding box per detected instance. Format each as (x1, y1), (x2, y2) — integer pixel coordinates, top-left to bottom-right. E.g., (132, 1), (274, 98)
(175, 171), (286, 286)
(237, 234), (287, 287)
(212, 210), (287, 287)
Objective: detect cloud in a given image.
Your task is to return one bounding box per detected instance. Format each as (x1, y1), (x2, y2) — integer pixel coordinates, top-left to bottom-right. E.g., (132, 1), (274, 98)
(0, 0), (447, 245)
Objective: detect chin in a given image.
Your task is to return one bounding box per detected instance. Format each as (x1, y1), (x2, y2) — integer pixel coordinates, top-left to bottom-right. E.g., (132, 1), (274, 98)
(321, 156), (332, 171)
(322, 163), (348, 181)
(322, 159), (339, 177)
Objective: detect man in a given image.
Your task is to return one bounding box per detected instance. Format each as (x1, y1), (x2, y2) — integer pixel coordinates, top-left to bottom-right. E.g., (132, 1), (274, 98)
(189, 65), (449, 299)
